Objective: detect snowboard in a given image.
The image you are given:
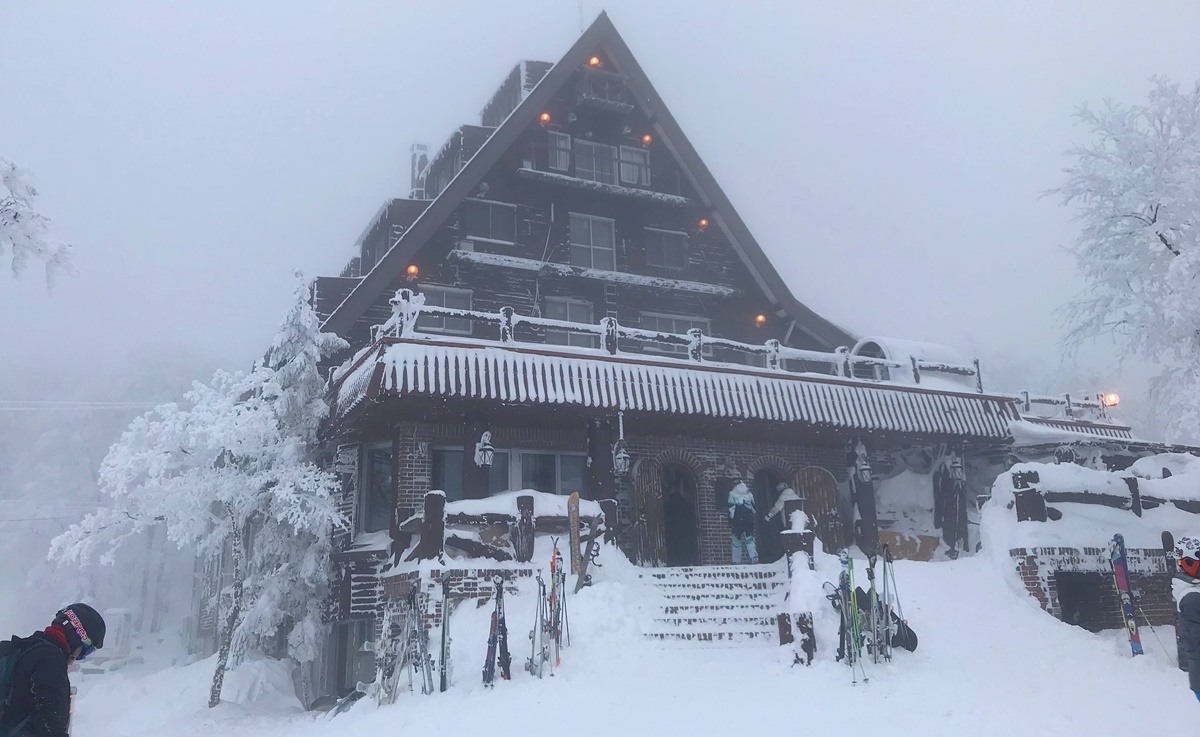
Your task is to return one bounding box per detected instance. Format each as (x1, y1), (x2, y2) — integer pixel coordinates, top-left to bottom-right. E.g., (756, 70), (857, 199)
(1109, 533), (1144, 657)
(567, 492), (582, 574)
(855, 586), (918, 652)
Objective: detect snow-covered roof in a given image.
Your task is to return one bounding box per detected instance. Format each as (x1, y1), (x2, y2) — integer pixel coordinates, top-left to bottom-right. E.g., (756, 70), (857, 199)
(329, 337), (1017, 438)
(1008, 417), (1134, 444)
(852, 336), (965, 366)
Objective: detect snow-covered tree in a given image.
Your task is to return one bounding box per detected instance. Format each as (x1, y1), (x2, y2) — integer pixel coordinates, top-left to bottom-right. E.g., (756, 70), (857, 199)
(1, 157), (74, 287)
(51, 275), (348, 707)
(1049, 78), (1200, 442)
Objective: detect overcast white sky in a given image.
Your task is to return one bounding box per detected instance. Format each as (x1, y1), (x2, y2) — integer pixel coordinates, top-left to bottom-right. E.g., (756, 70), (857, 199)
(3, 2), (1198, 418)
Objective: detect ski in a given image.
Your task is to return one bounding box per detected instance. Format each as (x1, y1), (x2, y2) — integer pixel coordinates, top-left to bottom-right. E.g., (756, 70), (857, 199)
(495, 575), (512, 681)
(574, 517), (602, 594)
(482, 578), (500, 687)
(526, 574), (550, 678)
(439, 576), (451, 692)
(1164, 530), (1184, 670)
(567, 492), (582, 574)
(865, 553), (881, 664)
(1109, 533), (1144, 657)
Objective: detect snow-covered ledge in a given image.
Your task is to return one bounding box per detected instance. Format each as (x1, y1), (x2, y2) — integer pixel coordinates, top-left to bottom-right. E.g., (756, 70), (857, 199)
(515, 166), (693, 207)
(448, 249), (740, 297)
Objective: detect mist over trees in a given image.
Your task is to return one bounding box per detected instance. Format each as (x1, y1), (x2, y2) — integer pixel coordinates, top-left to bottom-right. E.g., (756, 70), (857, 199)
(1, 156), (74, 288)
(1050, 78), (1200, 443)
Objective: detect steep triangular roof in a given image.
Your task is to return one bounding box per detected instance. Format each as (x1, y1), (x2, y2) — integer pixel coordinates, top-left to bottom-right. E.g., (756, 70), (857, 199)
(322, 12), (853, 349)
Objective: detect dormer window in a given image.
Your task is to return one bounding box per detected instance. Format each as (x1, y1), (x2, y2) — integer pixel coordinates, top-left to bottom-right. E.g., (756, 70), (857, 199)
(463, 200), (516, 244)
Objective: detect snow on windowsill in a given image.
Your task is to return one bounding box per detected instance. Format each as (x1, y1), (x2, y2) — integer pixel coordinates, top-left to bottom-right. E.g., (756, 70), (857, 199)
(515, 167), (692, 207)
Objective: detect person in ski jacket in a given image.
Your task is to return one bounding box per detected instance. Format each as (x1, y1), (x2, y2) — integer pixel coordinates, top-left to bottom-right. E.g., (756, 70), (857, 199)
(1173, 536), (1200, 702)
(1, 604), (105, 737)
(727, 481), (758, 564)
(764, 482), (802, 527)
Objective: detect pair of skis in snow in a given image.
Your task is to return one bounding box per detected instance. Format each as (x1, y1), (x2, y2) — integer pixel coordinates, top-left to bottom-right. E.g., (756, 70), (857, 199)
(482, 575), (511, 687)
(527, 539), (570, 678)
(824, 545), (917, 684)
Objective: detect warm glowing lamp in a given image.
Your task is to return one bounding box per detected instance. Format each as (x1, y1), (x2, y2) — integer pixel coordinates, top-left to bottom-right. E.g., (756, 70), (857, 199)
(588, 55), (602, 67)
(755, 314), (766, 327)
(642, 133), (653, 145)
(539, 112), (551, 125)
(1103, 392), (1120, 407)
(406, 264), (419, 281)
(698, 218), (709, 229)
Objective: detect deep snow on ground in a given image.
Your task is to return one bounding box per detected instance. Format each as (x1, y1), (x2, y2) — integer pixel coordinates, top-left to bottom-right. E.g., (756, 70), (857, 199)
(69, 554), (1194, 737)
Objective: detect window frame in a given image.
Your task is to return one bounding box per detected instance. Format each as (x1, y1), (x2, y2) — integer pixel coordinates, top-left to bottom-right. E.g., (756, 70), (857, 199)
(644, 227), (688, 270)
(416, 285), (473, 335)
(462, 199), (517, 245)
(544, 297), (598, 348)
(618, 145), (651, 186)
(639, 311), (712, 356)
(360, 442), (394, 534)
(573, 139), (618, 185)
(548, 131), (571, 172)
(568, 212), (617, 271)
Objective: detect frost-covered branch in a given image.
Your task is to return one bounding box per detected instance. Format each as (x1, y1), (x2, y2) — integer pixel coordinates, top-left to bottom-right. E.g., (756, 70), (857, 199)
(1, 157), (75, 288)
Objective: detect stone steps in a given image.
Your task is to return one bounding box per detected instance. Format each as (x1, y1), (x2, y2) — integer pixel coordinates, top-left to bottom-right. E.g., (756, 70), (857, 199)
(640, 563), (787, 648)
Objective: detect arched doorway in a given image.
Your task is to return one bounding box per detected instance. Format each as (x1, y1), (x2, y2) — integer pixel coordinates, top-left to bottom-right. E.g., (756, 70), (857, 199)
(660, 464), (699, 567)
(751, 469), (785, 563)
(797, 466), (843, 550)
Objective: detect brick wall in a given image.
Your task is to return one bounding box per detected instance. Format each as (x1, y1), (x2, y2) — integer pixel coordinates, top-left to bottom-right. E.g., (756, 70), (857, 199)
(1010, 546), (1174, 631)
(381, 566), (536, 631)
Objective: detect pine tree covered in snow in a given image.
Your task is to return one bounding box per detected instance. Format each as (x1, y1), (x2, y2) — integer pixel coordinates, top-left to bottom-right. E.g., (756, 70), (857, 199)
(1050, 78), (1200, 442)
(51, 275), (348, 707)
(1, 156), (74, 287)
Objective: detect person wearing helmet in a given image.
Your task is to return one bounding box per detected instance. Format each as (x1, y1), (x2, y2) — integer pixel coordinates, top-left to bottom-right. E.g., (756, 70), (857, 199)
(0, 604), (105, 737)
(1174, 536), (1200, 703)
(764, 481), (802, 527)
(727, 481), (759, 564)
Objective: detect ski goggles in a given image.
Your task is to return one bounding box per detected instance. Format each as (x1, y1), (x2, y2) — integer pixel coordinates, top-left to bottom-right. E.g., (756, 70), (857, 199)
(61, 608), (96, 661)
(1182, 557), (1200, 579)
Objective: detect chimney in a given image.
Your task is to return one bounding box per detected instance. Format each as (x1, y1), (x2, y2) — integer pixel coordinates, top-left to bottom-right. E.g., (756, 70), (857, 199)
(409, 143), (430, 199)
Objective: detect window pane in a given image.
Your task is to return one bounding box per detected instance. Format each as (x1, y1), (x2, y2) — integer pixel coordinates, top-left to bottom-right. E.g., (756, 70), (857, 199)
(422, 289), (446, 308)
(520, 452), (557, 493)
(646, 230), (663, 266)
(666, 233), (687, 269)
(593, 247), (614, 271)
(570, 215), (588, 246)
(545, 300), (569, 320)
(488, 452), (510, 495)
(570, 244), (592, 268)
(364, 447), (393, 532)
(463, 202), (490, 238)
(592, 219), (614, 248)
(491, 207), (516, 243)
(432, 448), (464, 501)
(568, 332), (598, 348)
(549, 133), (571, 172)
(567, 301), (591, 322)
(545, 329), (568, 345)
(560, 455), (588, 499)
(445, 316), (471, 334)
(444, 290), (471, 310)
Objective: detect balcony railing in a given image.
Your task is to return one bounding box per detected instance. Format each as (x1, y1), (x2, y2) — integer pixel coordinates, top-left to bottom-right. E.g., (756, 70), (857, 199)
(576, 70), (635, 112)
(372, 289), (987, 391)
(523, 141), (686, 197)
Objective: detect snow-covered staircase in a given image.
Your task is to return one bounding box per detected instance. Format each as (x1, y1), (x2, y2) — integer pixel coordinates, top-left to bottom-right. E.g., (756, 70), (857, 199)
(639, 562), (788, 646)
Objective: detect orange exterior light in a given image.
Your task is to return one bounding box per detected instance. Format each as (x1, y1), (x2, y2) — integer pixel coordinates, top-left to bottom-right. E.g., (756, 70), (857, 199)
(755, 314), (767, 327)
(698, 217), (710, 229)
(588, 55), (602, 67)
(642, 133), (653, 145)
(1103, 392), (1120, 407)
(406, 264), (419, 279)
(539, 112), (551, 125)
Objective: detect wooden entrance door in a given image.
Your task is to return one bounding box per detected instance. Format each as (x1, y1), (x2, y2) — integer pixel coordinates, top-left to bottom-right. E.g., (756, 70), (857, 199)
(752, 469), (785, 563)
(660, 464), (699, 567)
(631, 458), (667, 566)
(797, 466), (843, 550)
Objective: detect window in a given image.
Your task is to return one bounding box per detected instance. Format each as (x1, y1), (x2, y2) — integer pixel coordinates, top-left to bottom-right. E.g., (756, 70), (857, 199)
(574, 140), (617, 184)
(569, 213), (616, 271)
(517, 451), (589, 496)
(548, 132), (571, 172)
(361, 444), (393, 533)
(462, 200), (516, 244)
(645, 228), (688, 270)
(619, 146), (651, 186)
(640, 312), (711, 355)
(417, 286), (472, 335)
(545, 298), (597, 348)
(431, 447), (510, 500)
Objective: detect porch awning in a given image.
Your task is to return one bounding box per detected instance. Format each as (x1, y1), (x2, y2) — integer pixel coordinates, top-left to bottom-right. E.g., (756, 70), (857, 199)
(330, 338), (1018, 439)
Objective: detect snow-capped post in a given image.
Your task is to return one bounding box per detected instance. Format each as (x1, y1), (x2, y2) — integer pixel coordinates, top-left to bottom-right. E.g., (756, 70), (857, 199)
(764, 339), (781, 371)
(389, 288), (415, 337)
(687, 327), (704, 363)
(972, 357), (983, 392)
(406, 491), (446, 562)
(601, 316), (619, 354)
(598, 499), (618, 543)
(910, 355), (921, 384)
(848, 438), (879, 555)
(1123, 477), (1143, 517)
(514, 494), (535, 563)
(835, 346), (850, 377)
(1020, 390), (1031, 413)
(500, 306), (515, 344)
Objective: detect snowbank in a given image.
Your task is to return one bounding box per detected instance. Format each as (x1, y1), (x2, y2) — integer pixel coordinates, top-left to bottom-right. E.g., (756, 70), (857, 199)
(447, 489), (603, 519)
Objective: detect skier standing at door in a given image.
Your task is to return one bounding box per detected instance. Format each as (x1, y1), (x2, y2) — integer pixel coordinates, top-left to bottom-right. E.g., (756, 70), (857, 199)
(764, 481), (802, 529)
(727, 481), (758, 564)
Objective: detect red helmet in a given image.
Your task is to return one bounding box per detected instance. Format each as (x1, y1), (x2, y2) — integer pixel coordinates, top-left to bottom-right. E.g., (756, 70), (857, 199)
(1175, 536), (1200, 579)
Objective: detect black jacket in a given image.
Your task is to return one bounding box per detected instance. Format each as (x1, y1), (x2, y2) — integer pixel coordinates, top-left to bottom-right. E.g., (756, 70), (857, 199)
(1181, 590), (1200, 692)
(2, 632), (71, 737)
